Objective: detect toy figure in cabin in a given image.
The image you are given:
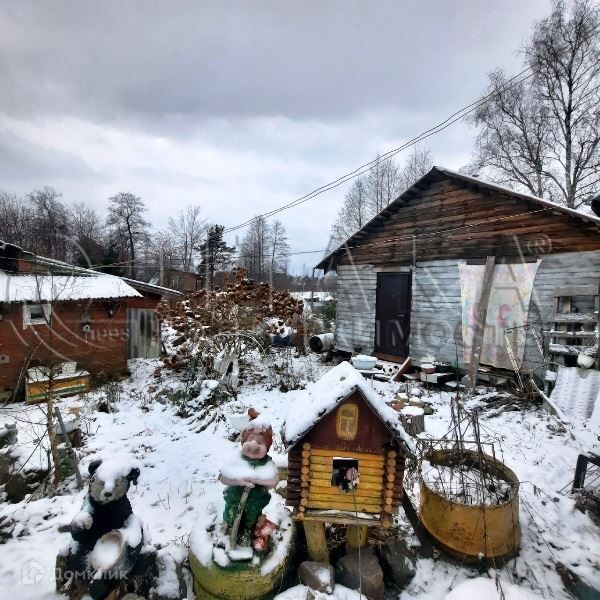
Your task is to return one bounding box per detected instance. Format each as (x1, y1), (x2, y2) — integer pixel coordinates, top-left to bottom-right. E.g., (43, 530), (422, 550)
(219, 408), (279, 552)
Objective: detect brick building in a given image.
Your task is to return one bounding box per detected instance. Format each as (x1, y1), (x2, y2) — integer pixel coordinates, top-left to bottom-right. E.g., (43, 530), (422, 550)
(0, 241), (179, 401)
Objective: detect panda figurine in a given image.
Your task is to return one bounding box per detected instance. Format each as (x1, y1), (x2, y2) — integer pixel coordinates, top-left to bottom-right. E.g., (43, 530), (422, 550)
(57, 459), (143, 600)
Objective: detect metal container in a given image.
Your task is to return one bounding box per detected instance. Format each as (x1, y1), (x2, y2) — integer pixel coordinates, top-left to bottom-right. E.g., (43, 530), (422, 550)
(351, 355), (377, 370)
(419, 449), (521, 562)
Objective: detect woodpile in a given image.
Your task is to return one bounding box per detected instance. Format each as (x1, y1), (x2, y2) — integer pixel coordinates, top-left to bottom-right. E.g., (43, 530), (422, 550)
(157, 268), (304, 371)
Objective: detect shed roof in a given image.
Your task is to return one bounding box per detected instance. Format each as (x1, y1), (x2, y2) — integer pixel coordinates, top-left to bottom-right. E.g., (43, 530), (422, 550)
(316, 166), (600, 271)
(0, 271), (141, 303)
(282, 361), (415, 455)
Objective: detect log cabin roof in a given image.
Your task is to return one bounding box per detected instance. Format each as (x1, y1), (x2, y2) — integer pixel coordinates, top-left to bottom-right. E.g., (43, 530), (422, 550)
(316, 166), (600, 272)
(282, 361), (415, 456)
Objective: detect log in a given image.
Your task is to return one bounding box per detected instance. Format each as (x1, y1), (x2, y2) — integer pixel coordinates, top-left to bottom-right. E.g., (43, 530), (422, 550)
(310, 470), (382, 484)
(310, 455), (383, 467)
(346, 525), (368, 549)
(306, 499), (381, 513)
(309, 449), (384, 461)
(400, 406), (425, 436)
(310, 464), (383, 476)
(304, 521), (329, 562)
(311, 478), (382, 492)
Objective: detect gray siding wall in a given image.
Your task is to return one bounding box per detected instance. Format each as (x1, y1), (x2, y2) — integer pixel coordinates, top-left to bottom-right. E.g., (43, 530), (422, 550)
(409, 260), (464, 367)
(524, 250), (600, 374)
(334, 251), (600, 370)
(334, 264), (377, 353)
(334, 260), (463, 362)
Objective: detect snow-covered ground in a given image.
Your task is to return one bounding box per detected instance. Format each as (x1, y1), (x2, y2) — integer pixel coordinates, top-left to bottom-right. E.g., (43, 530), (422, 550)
(0, 355), (598, 599)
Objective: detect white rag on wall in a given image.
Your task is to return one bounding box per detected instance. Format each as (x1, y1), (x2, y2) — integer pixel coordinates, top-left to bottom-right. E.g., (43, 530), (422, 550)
(459, 262), (540, 370)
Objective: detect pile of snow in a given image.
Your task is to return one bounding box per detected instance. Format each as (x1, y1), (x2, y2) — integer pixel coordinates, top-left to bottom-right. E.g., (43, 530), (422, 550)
(90, 533), (123, 571)
(219, 450), (278, 483)
(444, 577), (542, 599)
(282, 361), (415, 454)
(92, 458), (140, 491)
(275, 584), (364, 599)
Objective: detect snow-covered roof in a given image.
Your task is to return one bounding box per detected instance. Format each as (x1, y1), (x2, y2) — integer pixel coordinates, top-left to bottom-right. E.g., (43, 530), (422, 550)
(119, 276), (182, 298)
(0, 271), (141, 303)
(290, 291), (334, 302)
(282, 361), (415, 455)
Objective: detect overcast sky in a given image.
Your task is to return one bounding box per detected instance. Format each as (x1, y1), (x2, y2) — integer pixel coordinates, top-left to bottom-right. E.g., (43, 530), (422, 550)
(0, 1), (550, 273)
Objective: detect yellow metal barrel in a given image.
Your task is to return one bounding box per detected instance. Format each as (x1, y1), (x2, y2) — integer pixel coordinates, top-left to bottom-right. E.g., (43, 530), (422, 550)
(419, 449), (521, 562)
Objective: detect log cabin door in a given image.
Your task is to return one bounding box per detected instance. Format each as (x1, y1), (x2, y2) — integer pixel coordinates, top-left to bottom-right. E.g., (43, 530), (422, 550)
(374, 272), (411, 358)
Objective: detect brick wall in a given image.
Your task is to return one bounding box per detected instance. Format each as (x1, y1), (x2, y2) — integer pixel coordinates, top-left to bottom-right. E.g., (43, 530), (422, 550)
(0, 299), (133, 390)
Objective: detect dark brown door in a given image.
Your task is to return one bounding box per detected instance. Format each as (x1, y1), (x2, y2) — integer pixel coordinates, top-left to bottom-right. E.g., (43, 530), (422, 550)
(374, 272), (411, 357)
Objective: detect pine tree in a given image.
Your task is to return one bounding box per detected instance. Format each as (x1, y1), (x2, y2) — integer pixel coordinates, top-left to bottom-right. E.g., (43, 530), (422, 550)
(197, 224), (236, 289)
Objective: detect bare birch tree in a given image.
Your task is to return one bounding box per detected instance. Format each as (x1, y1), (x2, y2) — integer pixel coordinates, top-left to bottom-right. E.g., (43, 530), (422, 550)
(330, 146), (433, 247)
(106, 192), (149, 278)
(472, 0), (600, 208)
(168, 205), (204, 271)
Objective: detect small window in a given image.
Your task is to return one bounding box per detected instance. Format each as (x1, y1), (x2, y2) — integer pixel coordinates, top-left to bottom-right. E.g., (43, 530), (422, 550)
(336, 403), (359, 440)
(331, 457), (359, 491)
(23, 303), (51, 327)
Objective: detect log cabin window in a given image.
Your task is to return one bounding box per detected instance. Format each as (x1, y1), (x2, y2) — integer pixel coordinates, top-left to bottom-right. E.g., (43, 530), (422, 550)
(336, 403), (359, 440)
(331, 457), (358, 487)
(23, 303), (51, 327)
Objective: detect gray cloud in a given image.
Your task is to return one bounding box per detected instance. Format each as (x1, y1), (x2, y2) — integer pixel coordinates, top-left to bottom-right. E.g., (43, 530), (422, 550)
(0, 0), (550, 271)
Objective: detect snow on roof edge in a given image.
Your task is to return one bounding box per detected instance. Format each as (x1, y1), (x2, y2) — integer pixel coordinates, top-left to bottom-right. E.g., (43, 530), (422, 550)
(0, 271), (141, 303)
(283, 361), (415, 455)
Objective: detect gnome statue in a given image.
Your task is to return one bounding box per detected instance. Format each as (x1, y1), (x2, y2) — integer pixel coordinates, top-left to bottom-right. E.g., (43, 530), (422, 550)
(219, 408), (279, 555)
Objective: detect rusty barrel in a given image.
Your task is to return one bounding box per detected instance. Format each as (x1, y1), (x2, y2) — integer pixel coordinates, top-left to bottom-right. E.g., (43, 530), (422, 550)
(419, 449), (521, 562)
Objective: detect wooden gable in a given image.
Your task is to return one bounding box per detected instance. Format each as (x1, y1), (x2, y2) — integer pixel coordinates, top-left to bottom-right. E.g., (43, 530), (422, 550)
(319, 168), (600, 270)
(300, 389), (396, 454)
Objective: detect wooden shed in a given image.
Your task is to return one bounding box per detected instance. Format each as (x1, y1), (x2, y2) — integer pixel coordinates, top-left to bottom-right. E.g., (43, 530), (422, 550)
(316, 167), (600, 376)
(283, 362), (415, 546)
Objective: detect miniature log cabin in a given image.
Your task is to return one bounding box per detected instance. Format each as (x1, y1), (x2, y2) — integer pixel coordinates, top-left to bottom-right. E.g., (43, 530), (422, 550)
(282, 361), (415, 559)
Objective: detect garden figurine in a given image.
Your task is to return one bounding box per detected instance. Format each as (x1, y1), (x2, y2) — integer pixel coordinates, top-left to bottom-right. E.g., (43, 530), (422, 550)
(219, 408), (279, 553)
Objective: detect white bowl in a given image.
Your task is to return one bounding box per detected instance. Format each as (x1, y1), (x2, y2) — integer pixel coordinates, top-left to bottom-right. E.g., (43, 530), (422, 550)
(351, 355), (377, 370)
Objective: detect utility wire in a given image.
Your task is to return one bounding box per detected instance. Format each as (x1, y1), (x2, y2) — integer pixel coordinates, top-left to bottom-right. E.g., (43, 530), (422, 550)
(223, 69), (533, 233)
(86, 205), (556, 271)
(223, 20), (600, 233)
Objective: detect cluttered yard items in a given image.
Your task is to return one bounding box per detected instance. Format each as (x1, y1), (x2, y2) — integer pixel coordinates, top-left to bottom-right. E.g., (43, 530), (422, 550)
(415, 389), (521, 564)
(157, 267), (304, 373)
(189, 408), (295, 600)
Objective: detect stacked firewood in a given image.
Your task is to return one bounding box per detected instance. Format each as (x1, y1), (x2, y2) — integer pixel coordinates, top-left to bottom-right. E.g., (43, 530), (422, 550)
(157, 268), (304, 371)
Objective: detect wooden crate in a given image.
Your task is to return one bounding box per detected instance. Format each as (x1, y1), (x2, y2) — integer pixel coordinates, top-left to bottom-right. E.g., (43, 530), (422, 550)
(26, 373), (90, 404)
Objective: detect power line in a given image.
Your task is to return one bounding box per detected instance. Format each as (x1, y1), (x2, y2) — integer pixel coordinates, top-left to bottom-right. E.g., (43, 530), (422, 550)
(88, 205), (556, 271)
(224, 20), (600, 234)
(223, 68), (533, 233)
